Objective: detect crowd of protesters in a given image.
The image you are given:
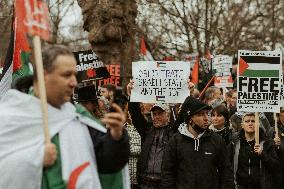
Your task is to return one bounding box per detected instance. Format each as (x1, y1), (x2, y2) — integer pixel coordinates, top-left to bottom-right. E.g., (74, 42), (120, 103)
(0, 45), (283, 189)
(75, 77), (283, 189)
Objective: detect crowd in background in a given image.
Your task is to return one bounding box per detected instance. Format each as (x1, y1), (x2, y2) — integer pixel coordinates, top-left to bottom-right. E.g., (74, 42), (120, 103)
(76, 80), (284, 189)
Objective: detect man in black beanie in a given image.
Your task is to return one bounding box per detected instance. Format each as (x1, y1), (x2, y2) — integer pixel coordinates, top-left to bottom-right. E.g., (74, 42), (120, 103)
(161, 96), (234, 189)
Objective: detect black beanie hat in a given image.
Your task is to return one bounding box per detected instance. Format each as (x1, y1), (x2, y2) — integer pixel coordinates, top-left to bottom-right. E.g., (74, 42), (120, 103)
(77, 85), (97, 102)
(178, 96), (212, 124)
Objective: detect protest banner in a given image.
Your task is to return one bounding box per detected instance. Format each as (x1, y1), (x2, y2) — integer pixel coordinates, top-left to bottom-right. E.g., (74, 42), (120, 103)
(237, 50), (282, 113)
(97, 64), (121, 87)
(73, 50), (110, 85)
(212, 55), (233, 88)
(131, 61), (190, 103)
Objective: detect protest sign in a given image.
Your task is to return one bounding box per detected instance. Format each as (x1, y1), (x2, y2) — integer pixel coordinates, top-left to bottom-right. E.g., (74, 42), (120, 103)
(213, 55), (233, 87)
(73, 50), (110, 84)
(237, 50), (282, 112)
(131, 61), (190, 103)
(97, 64), (121, 87)
(15, 0), (50, 41)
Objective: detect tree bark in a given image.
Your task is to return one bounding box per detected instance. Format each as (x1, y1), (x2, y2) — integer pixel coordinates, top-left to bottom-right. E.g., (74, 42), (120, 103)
(77, 0), (138, 86)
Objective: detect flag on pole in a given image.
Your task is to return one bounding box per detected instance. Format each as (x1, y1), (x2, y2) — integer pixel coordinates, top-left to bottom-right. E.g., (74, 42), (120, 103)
(140, 37), (154, 61)
(0, 8), (32, 98)
(191, 57), (199, 84)
(0, 30), (14, 97)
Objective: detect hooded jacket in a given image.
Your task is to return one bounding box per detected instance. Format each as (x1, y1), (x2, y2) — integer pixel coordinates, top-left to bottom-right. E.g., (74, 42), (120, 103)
(161, 123), (234, 189)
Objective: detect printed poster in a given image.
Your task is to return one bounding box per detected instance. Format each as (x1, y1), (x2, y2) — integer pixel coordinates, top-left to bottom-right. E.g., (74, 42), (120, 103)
(237, 50), (282, 112)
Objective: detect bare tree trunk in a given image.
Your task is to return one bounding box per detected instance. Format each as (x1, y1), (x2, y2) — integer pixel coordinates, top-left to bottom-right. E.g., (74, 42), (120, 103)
(77, 0), (138, 86)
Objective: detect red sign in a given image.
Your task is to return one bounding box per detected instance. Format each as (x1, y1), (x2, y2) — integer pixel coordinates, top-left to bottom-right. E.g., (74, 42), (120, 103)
(15, 0), (50, 41)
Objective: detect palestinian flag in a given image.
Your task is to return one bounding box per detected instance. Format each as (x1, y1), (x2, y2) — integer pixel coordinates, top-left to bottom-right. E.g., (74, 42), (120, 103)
(239, 55), (280, 77)
(0, 13), (32, 98)
(140, 37), (154, 61)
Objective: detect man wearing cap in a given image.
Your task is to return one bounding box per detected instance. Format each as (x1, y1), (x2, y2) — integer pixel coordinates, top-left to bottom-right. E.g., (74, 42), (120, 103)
(127, 81), (175, 189)
(161, 96), (234, 189)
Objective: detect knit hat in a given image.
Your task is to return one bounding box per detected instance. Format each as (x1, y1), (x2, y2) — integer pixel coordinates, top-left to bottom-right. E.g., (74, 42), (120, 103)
(150, 103), (170, 112)
(183, 96), (212, 116)
(76, 85), (98, 102)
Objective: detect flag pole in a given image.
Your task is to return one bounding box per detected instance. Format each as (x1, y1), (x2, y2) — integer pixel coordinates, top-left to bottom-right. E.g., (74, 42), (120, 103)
(33, 36), (50, 144)
(198, 76), (215, 100)
(255, 112), (260, 144)
(31, 0), (50, 144)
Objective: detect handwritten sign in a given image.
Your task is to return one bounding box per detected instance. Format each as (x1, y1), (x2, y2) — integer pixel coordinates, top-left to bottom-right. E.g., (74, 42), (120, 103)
(16, 0), (50, 40)
(237, 50), (282, 112)
(131, 61), (190, 103)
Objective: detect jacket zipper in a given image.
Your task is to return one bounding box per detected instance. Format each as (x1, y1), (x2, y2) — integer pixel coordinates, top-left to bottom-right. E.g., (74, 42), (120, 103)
(248, 158), (251, 176)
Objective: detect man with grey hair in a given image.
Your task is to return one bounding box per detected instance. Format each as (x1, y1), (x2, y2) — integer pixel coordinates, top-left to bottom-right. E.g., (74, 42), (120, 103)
(0, 45), (128, 189)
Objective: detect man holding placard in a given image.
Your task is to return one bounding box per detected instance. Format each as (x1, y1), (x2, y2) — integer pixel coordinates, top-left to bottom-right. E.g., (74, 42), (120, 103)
(230, 113), (280, 189)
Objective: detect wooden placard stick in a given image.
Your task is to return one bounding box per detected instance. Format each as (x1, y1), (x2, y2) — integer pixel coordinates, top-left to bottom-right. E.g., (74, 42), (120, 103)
(255, 112), (260, 144)
(274, 113), (279, 138)
(32, 0), (50, 144)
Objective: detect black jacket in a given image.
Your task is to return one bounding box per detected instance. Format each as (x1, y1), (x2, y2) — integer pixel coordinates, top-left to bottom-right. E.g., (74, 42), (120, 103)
(128, 102), (175, 183)
(161, 124), (234, 189)
(230, 129), (280, 189)
(271, 124), (284, 189)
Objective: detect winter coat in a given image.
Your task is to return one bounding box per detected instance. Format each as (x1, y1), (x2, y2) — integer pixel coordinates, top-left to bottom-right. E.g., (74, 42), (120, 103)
(161, 123), (234, 189)
(230, 129), (280, 189)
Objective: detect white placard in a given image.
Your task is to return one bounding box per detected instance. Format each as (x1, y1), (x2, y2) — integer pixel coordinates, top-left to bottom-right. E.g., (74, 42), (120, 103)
(131, 61), (190, 103)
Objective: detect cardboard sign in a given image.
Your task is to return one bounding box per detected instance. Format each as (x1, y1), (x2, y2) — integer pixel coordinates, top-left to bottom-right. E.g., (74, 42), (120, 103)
(73, 50), (110, 84)
(131, 61), (190, 103)
(237, 50), (282, 112)
(15, 0), (50, 41)
(213, 55), (233, 87)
